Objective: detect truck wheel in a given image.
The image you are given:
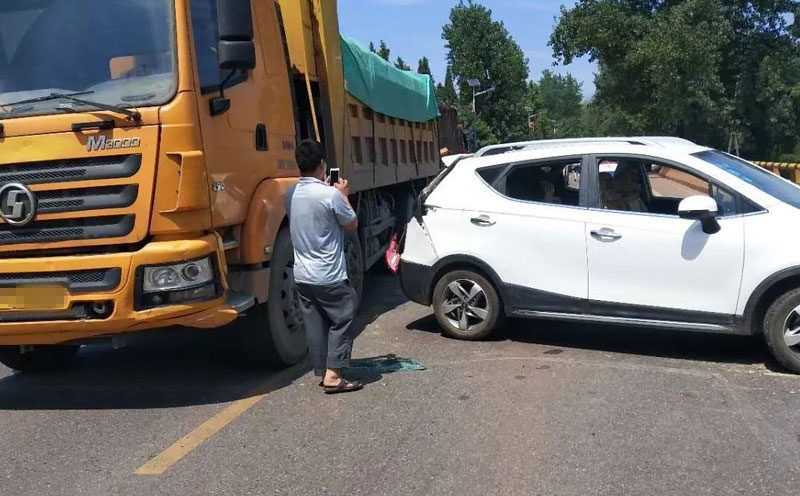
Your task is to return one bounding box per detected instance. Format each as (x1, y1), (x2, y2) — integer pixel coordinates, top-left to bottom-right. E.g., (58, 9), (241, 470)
(239, 229), (307, 368)
(432, 270), (502, 341)
(0, 345), (80, 372)
(763, 288), (800, 374)
(345, 230), (364, 303)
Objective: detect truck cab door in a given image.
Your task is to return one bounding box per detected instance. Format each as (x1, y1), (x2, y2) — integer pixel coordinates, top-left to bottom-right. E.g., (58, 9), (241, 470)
(188, 0), (297, 228)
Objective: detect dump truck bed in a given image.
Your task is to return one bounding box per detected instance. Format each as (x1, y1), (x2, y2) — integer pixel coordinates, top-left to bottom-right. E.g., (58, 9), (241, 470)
(276, 0), (440, 193)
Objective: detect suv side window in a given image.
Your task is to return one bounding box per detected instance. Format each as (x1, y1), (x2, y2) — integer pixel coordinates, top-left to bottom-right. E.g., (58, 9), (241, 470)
(189, 0), (247, 93)
(596, 157), (738, 216)
(480, 159), (582, 207)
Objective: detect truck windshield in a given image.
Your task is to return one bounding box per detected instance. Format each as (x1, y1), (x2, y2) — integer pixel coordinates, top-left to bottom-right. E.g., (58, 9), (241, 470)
(693, 149), (800, 209)
(0, 0), (176, 120)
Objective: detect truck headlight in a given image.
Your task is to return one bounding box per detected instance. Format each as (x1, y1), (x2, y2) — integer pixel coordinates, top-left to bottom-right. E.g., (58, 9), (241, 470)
(143, 258), (214, 293)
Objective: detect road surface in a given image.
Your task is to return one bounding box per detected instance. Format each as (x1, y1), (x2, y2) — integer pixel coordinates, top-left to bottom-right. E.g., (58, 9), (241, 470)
(1, 273), (799, 495)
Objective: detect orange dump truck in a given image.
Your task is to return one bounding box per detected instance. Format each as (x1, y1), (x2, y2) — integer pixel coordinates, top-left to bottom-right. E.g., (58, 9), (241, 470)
(0, 0), (441, 371)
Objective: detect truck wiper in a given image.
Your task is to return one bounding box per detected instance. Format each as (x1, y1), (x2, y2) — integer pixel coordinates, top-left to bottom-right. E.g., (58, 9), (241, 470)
(0, 91), (141, 122)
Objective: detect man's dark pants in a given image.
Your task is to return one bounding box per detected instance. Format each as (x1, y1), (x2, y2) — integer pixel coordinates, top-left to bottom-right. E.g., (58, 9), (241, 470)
(295, 280), (358, 377)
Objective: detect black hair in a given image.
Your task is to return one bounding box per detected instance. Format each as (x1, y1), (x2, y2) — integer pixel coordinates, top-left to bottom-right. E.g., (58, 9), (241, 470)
(295, 140), (326, 175)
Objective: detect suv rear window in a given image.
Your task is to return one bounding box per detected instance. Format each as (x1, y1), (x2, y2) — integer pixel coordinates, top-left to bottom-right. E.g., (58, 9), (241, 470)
(479, 159), (582, 206)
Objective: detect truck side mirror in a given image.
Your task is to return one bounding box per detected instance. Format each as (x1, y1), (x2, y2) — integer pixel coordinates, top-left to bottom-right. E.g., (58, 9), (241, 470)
(210, 0), (256, 116)
(217, 0), (256, 71)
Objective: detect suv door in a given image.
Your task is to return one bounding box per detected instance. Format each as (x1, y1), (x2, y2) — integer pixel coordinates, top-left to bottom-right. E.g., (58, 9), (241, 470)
(586, 155), (745, 321)
(462, 156), (590, 314)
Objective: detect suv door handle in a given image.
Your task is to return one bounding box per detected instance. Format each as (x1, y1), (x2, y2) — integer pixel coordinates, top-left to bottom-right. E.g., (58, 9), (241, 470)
(470, 215), (496, 227)
(591, 228), (622, 241)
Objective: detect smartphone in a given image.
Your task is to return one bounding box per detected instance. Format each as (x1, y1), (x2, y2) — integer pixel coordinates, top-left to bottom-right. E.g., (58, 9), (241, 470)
(328, 168), (340, 185)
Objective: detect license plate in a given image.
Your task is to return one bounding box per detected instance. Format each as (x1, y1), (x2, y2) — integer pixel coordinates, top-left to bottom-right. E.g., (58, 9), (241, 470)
(0, 285), (68, 311)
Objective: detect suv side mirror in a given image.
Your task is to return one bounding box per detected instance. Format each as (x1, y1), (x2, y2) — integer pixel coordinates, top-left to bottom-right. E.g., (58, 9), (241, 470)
(217, 0), (256, 71)
(678, 195), (721, 235)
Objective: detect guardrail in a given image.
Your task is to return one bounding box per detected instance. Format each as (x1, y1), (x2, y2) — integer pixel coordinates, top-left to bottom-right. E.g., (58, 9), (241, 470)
(752, 161), (799, 182)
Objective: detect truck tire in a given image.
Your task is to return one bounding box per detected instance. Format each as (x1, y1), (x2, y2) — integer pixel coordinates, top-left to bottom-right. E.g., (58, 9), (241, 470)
(238, 229), (364, 368)
(432, 269), (502, 341)
(345, 230), (364, 303)
(0, 345), (80, 372)
(763, 288), (800, 374)
(239, 229), (307, 368)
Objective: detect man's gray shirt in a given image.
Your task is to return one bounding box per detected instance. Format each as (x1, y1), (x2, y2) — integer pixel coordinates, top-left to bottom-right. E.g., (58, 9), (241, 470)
(286, 177), (357, 285)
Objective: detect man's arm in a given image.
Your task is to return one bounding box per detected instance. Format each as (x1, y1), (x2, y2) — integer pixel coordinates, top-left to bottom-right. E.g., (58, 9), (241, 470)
(333, 179), (358, 231)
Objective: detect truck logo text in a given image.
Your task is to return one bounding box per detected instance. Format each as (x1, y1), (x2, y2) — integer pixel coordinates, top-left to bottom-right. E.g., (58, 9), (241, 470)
(87, 136), (141, 152)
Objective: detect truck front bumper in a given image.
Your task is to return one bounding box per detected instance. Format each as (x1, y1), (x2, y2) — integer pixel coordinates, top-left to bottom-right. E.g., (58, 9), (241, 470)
(0, 234), (239, 345)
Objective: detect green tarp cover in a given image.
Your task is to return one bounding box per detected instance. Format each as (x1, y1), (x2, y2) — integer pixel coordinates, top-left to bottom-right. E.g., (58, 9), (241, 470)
(341, 35), (440, 123)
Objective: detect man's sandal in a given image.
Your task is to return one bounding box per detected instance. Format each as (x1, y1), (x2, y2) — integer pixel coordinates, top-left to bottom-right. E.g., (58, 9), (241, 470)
(323, 379), (364, 394)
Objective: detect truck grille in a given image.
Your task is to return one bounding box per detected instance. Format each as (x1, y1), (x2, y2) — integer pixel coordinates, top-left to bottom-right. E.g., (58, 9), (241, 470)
(0, 268), (121, 292)
(0, 154), (143, 250)
(36, 185), (138, 214)
(0, 215), (134, 245)
(0, 155), (141, 185)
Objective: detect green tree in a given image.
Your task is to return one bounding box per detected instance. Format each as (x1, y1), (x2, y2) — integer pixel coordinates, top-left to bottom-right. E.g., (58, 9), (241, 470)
(550, 0), (800, 158)
(395, 56), (411, 71)
(377, 40), (391, 61)
(436, 65), (459, 106)
(442, 0), (530, 144)
(537, 70), (583, 138)
(417, 56), (434, 84)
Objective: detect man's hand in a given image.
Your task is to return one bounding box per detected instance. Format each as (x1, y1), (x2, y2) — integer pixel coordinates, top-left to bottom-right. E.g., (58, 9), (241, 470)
(334, 178), (351, 197)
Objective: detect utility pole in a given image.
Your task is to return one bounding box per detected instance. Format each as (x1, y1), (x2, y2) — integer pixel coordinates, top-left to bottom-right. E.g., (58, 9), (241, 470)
(728, 131), (741, 156)
(466, 79), (496, 151)
(467, 79), (495, 115)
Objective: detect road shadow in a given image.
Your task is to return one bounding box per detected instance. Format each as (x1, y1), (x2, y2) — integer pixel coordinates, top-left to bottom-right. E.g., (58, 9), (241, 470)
(406, 313), (787, 372)
(351, 271), (409, 339)
(0, 271), (405, 411)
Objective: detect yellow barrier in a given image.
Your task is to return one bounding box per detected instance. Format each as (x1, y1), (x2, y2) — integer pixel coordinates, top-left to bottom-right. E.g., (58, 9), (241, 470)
(752, 161), (800, 182)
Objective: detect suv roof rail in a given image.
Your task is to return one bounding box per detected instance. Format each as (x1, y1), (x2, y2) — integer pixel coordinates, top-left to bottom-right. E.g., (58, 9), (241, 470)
(474, 137), (698, 157)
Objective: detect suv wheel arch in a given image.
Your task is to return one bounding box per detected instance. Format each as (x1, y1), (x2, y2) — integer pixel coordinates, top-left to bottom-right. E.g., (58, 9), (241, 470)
(743, 266), (800, 334)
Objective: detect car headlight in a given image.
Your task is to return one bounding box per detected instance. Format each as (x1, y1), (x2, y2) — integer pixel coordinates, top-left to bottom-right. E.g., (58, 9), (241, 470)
(143, 258), (214, 293)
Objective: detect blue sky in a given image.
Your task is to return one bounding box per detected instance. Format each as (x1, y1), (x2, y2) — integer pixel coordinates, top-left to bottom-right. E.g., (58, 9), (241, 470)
(338, 0), (597, 99)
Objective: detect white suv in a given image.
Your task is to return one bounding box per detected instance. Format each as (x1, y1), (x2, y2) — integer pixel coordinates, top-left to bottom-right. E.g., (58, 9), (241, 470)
(400, 137), (800, 373)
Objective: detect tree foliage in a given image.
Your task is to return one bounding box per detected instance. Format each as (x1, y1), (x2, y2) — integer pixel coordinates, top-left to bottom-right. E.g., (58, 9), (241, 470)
(550, 0), (800, 158)
(377, 40), (391, 61)
(443, 0), (530, 147)
(534, 70), (584, 138)
(436, 66), (459, 107)
(395, 56), (411, 71)
(417, 56), (434, 84)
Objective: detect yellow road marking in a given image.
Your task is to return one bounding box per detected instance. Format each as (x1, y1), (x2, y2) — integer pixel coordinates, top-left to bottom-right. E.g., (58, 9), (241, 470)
(136, 361), (308, 475)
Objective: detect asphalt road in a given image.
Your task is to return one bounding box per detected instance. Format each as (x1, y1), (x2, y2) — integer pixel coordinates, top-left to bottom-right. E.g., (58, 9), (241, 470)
(2, 272), (800, 496)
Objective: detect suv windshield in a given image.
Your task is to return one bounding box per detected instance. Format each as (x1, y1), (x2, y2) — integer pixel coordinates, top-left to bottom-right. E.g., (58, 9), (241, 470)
(693, 150), (800, 209)
(0, 0), (176, 119)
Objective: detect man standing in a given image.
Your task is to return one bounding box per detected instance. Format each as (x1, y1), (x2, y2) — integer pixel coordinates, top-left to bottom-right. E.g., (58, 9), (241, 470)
(286, 140), (363, 394)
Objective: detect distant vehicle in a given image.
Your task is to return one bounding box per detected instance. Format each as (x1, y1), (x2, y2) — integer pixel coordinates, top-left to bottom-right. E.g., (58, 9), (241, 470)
(400, 137), (800, 374)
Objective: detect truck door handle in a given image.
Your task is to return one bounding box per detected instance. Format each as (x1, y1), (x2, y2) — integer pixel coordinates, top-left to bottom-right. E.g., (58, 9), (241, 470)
(255, 123), (268, 151)
(470, 215), (496, 227)
(591, 228), (622, 241)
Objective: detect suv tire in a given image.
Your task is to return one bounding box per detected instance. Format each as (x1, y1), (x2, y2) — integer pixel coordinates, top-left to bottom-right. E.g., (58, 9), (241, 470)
(433, 270), (502, 340)
(763, 287), (800, 374)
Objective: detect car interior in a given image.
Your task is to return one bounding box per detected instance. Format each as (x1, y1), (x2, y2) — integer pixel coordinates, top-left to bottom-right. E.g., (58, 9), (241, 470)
(494, 161), (581, 206)
(598, 158), (728, 216)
